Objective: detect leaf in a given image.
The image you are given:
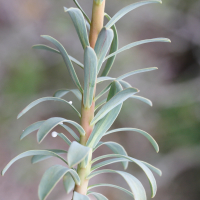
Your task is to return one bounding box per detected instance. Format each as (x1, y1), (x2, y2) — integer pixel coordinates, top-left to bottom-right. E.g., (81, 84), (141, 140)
(1, 150), (68, 176)
(91, 87), (139, 125)
(73, 0), (91, 24)
(31, 149), (67, 164)
(64, 7), (89, 49)
(105, 38), (171, 60)
(105, 0), (162, 29)
(92, 154), (157, 198)
(20, 121), (44, 140)
(17, 97), (81, 119)
(94, 83), (112, 101)
(101, 13), (118, 76)
(87, 81), (123, 148)
(95, 99), (107, 111)
(38, 165), (80, 200)
(94, 141), (129, 169)
(130, 96), (152, 106)
(119, 80), (132, 88)
(32, 44), (84, 69)
(88, 192), (108, 200)
(37, 117), (85, 143)
(53, 89), (82, 101)
(67, 141), (91, 168)
(60, 124), (80, 141)
(83, 46), (97, 108)
(105, 128), (159, 152)
(88, 170), (146, 200)
(41, 35), (83, 92)
(57, 133), (71, 146)
(73, 191), (90, 200)
(88, 184), (133, 198)
(63, 173), (75, 194)
(141, 161), (162, 176)
(94, 27), (114, 73)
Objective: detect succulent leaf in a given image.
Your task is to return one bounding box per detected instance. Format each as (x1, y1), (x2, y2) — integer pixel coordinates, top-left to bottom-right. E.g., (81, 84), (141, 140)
(63, 173), (75, 194)
(87, 192), (108, 200)
(73, 192), (90, 200)
(53, 89), (82, 101)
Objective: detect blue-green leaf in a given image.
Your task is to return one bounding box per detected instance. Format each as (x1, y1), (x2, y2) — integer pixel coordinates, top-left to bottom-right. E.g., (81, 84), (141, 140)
(63, 173), (75, 194)
(141, 161), (162, 176)
(119, 80), (132, 88)
(101, 13), (118, 76)
(130, 96), (152, 106)
(105, 38), (171, 60)
(88, 170), (146, 200)
(53, 89), (82, 101)
(88, 192), (108, 200)
(57, 133), (71, 146)
(91, 87), (139, 125)
(67, 141), (91, 168)
(105, 128), (159, 152)
(94, 83), (112, 101)
(38, 165), (80, 200)
(83, 46), (97, 108)
(95, 99), (107, 111)
(1, 150), (68, 176)
(31, 149), (67, 164)
(65, 7), (89, 49)
(94, 27), (114, 73)
(37, 117), (85, 143)
(17, 97), (81, 119)
(20, 121), (44, 140)
(105, 0), (162, 29)
(60, 124), (80, 141)
(32, 44), (84, 69)
(73, 191), (90, 200)
(94, 141), (128, 169)
(41, 35), (83, 92)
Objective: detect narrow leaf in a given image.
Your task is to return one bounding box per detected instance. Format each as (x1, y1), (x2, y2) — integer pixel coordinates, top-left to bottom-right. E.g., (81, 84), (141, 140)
(130, 95), (152, 106)
(94, 27), (114, 73)
(73, 192), (90, 200)
(41, 35), (83, 92)
(105, 128), (159, 152)
(83, 46), (97, 108)
(63, 173), (75, 194)
(65, 7), (89, 49)
(91, 88), (139, 125)
(60, 124), (80, 141)
(105, 0), (162, 28)
(38, 165), (80, 200)
(94, 83), (112, 101)
(67, 141), (91, 168)
(58, 133), (71, 146)
(119, 80), (132, 88)
(105, 38), (171, 60)
(88, 192), (108, 200)
(20, 121), (44, 140)
(95, 99), (107, 111)
(53, 89), (82, 101)
(141, 161), (162, 176)
(37, 117), (85, 143)
(17, 97), (81, 119)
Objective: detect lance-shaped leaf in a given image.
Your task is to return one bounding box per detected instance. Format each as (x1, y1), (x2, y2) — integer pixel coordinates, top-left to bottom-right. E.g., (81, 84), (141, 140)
(17, 97), (81, 119)
(87, 81), (123, 148)
(20, 121), (44, 140)
(38, 165), (80, 200)
(92, 154), (157, 198)
(94, 27), (114, 73)
(37, 117), (85, 143)
(63, 173), (75, 194)
(41, 35), (83, 92)
(60, 124), (80, 141)
(105, 128), (159, 152)
(130, 96), (152, 106)
(31, 149), (67, 164)
(94, 83), (112, 101)
(88, 170), (146, 200)
(53, 89), (82, 101)
(101, 13), (118, 76)
(57, 133), (71, 146)
(91, 87), (139, 125)
(32, 44), (84, 69)
(67, 141), (91, 168)
(64, 7), (89, 49)
(141, 161), (162, 176)
(88, 192), (108, 200)
(95, 99), (107, 111)
(119, 80), (132, 88)
(83, 46), (97, 108)
(1, 150), (68, 176)
(73, 192), (90, 200)
(94, 141), (129, 169)
(105, 38), (171, 60)
(105, 0), (162, 29)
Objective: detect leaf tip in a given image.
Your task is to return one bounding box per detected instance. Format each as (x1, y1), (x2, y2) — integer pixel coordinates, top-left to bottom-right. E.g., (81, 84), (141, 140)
(63, 7), (68, 12)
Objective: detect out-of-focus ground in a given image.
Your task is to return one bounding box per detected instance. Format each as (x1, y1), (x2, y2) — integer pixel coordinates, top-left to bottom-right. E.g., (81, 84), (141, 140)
(0, 0), (200, 199)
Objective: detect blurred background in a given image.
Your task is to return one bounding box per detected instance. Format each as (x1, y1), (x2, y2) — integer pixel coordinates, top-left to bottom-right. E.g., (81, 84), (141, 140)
(0, 0), (200, 199)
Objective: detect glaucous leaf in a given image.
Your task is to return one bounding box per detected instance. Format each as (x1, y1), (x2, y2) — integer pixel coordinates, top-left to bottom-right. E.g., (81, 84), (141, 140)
(67, 141), (91, 168)
(130, 96), (152, 106)
(95, 99), (107, 111)
(73, 191), (90, 200)
(64, 7), (89, 49)
(88, 192), (108, 200)
(37, 117), (85, 143)
(83, 46), (97, 108)
(17, 97), (81, 119)
(94, 83), (112, 101)
(141, 161), (162, 176)
(38, 165), (80, 200)
(57, 133), (71, 146)
(53, 89), (82, 101)
(105, 0), (162, 28)
(41, 35), (83, 92)
(119, 80), (132, 88)
(63, 173), (75, 194)
(60, 124), (80, 141)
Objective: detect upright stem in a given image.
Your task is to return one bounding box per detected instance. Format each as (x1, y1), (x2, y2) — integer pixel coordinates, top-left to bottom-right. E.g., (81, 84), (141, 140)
(73, 0), (105, 197)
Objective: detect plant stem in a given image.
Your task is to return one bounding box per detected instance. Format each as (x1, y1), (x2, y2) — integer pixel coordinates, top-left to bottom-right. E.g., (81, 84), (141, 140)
(73, 0), (105, 197)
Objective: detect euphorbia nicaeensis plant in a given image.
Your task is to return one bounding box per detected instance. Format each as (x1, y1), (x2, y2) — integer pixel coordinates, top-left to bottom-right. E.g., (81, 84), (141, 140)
(2, 0), (170, 199)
